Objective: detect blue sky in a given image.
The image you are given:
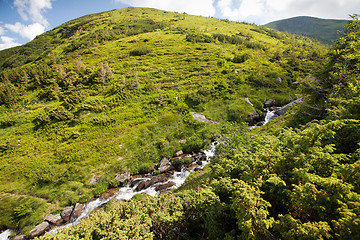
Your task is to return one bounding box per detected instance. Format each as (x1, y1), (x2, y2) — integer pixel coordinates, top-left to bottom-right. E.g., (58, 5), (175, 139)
(0, 0), (359, 50)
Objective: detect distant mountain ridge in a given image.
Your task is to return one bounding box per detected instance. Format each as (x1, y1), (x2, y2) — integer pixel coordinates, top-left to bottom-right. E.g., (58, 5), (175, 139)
(264, 16), (347, 44)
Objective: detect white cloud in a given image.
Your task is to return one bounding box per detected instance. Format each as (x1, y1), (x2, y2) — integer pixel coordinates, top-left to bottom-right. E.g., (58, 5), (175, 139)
(218, 0), (265, 21)
(0, 36), (21, 50)
(0, 27), (5, 35)
(5, 22), (46, 40)
(115, 0), (216, 17)
(14, 0), (52, 26)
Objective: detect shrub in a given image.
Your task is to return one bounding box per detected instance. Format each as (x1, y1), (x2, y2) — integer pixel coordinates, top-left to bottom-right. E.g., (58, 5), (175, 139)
(182, 135), (203, 153)
(33, 106), (74, 127)
(49, 106), (74, 122)
(130, 46), (152, 56)
(91, 115), (115, 126)
(0, 118), (16, 128)
(0, 80), (19, 106)
(213, 33), (244, 45)
(232, 53), (250, 63)
(186, 33), (213, 43)
(137, 161), (155, 174)
(226, 103), (252, 122)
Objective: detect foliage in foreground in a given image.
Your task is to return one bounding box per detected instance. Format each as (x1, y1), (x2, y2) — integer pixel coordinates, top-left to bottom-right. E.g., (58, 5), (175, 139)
(0, 7), (328, 234)
(39, 116), (360, 239)
(40, 16), (360, 240)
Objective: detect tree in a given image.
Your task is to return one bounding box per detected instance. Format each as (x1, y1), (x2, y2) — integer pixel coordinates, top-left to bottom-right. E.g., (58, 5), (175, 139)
(325, 15), (360, 98)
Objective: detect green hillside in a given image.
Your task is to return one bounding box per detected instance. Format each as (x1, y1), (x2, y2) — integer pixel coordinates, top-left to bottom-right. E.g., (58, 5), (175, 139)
(1, 7), (359, 239)
(264, 16), (347, 44)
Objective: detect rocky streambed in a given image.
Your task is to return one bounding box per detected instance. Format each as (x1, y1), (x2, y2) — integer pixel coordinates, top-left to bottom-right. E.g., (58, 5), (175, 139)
(7, 143), (217, 239)
(245, 98), (302, 127)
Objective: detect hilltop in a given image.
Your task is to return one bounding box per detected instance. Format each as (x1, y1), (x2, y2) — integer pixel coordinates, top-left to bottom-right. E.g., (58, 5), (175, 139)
(264, 16), (346, 44)
(2, 7), (359, 239)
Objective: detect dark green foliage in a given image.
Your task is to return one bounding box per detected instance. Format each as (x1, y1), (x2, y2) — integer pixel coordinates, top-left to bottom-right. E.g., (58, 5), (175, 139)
(212, 33), (266, 50)
(129, 46), (152, 56)
(324, 15), (360, 98)
(0, 195), (48, 234)
(0, 80), (19, 106)
(0, 7), (343, 237)
(250, 26), (283, 39)
(264, 16), (346, 44)
(90, 115), (115, 126)
(232, 53), (250, 63)
(213, 33), (245, 44)
(33, 106), (73, 127)
(0, 117), (16, 129)
(186, 33), (213, 43)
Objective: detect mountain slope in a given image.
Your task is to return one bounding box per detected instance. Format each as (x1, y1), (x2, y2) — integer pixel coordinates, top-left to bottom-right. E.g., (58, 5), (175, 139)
(0, 7), (327, 235)
(264, 16), (346, 44)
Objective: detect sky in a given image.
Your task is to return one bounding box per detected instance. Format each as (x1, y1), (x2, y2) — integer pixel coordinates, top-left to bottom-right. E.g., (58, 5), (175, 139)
(0, 0), (359, 50)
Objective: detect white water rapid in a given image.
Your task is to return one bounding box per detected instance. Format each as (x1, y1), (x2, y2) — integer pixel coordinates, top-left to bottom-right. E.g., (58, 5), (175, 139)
(46, 142), (217, 236)
(0, 230), (13, 240)
(263, 109), (278, 125)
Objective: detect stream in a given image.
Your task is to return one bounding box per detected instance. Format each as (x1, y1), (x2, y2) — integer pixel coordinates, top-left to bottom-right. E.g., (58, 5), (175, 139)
(45, 141), (217, 235)
(0, 230), (13, 240)
(1, 108), (279, 239)
(263, 109), (278, 125)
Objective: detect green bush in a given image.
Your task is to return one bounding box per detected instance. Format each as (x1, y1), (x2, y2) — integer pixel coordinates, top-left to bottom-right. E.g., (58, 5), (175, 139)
(137, 161), (155, 174)
(129, 46), (152, 56)
(0, 80), (19, 106)
(0, 195), (48, 233)
(0, 118), (16, 128)
(91, 115), (115, 126)
(186, 33), (213, 43)
(232, 53), (250, 63)
(182, 135), (203, 153)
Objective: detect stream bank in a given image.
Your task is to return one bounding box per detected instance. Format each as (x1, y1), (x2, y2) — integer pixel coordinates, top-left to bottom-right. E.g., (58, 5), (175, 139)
(7, 143), (217, 239)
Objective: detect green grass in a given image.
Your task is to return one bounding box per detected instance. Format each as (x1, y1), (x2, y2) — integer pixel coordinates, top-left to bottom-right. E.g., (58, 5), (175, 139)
(0, 7), (328, 234)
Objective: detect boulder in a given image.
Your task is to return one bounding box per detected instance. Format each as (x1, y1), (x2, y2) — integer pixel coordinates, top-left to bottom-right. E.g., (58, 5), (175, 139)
(260, 110), (267, 121)
(155, 182), (176, 191)
(263, 99), (275, 108)
(70, 203), (84, 221)
(130, 178), (145, 188)
(60, 206), (74, 222)
(89, 175), (100, 185)
(11, 235), (26, 240)
(275, 77), (282, 83)
(191, 112), (219, 124)
(135, 181), (147, 191)
(186, 164), (200, 171)
(29, 221), (50, 239)
(275, 98), (302, 116)
(193, 152), (206, 165)
(136, 174), (171, 191)
(44, 213), (63, 226)
(256, 121), (265, 126)
(101, 187), (120, 199)
(159, 157), (174, 173)
(171, 157), (184, 171)
(115, 169), (130, 183)
(245, 110), (260, 126)
(174, 150), (183, 157)
(148, 174), (170, 186)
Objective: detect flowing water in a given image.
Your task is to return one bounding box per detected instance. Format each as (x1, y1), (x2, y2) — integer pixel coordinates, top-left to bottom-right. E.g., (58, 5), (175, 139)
(0, 230), (13, 240)
(263, 109), (278, 125)
(46, 142), (217, 235)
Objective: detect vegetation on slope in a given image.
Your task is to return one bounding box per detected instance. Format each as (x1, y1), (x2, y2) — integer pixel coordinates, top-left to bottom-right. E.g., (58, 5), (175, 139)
(41, 15), (360, 240)
(0, 7), (332, 236)
(264, 16), (346, 44)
